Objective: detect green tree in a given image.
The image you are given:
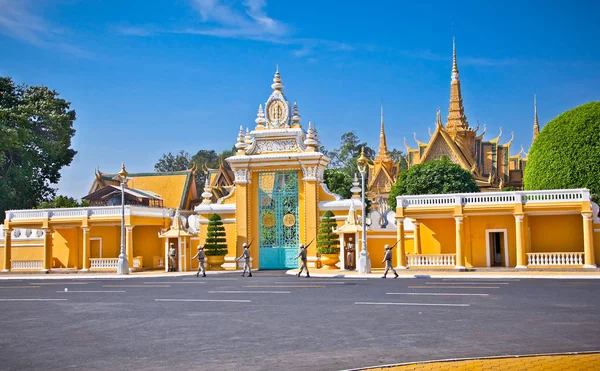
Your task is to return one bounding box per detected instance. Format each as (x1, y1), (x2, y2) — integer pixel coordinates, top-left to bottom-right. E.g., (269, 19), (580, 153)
(205, 213), (228, 256)
(323, 169), (354, 199)
(524, 101), (600, 196)
(0, 77), (77, 223)
(154, 150), (191, 172)
(317, 210), (339, 254)
(328, 131), (376, 175)
(388, 156), (479, 209)
(389, 148), (408, 172)
(36, 195), (88, 209)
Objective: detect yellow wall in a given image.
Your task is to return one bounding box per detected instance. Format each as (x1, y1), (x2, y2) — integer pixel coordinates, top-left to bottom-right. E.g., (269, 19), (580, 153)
(465, 215), (516, 267)
(133, 226), (163, 269)
(0, 241), (45, 267)
(366, 234), (396, 269)
(53, 228), (80, 268)
(89, 226), (120, 259)
(529, 214), (584, 253)
(419, 218), (456, 255)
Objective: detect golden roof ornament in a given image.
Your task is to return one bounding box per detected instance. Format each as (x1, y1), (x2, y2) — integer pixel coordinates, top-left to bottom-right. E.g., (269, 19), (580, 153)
(255, 104), (266, 129)
(451, 36), (459, 81)
(235, 125), (248, 154)
(351, 173), (361, 200)
(201, 177), (213, 204)
(245, 127), (253, 145)
(304, 121), (319, 151)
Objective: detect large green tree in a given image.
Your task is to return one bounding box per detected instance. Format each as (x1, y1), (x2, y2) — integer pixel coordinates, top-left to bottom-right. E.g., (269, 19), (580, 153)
(154, 147), (236, 191)
(0, 77), (77, 223)
(524, 101), (600, 196)
(154, 150), (191, 172)
(388, 156), (479, 209)
(36, 195), (88, 209)
(323, 169), (354, 199)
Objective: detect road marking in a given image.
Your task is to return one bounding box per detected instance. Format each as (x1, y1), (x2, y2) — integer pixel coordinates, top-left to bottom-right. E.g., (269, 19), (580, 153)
(143, 282), (205, 284)
(408, 286), (499, 289)
(155, 299), (251, 303)
(208, 290), (290, 294)
(56, 290), (126, 293)
(34, 282), (89, 285)
(426, 282), (509, 285)
(183, 278), (238, 281)
(442, 279), (519, 282)
(0, 298), (68, 301)
(103, 285), (170, 288)
(274, 281), (346, 285)
(355, 302), (470, 307)
(245, 285), (325, 288)
(387, 292), (489, 296)
(0, 286), (40, 289)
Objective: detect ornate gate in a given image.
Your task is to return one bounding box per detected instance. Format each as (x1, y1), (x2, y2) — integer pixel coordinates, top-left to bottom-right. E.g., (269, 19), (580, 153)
(258, 171), (299, 269)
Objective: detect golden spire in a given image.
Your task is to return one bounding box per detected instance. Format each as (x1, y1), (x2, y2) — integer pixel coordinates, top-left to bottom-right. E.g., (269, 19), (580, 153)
(447, 35), (468, 136)
(533, 93), (540, 142)
(375, 105), (392, 163)
(451, 36), (459, 81)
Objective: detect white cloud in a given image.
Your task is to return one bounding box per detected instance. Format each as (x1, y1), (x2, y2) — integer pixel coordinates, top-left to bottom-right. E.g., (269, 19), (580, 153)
(0, 0), (91, 57)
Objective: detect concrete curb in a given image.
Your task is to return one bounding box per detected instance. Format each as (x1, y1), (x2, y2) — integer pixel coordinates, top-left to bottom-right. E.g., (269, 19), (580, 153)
(284, 270), (600, 280)
(340, 350), (600, 371)
(0, 270), (244, 280)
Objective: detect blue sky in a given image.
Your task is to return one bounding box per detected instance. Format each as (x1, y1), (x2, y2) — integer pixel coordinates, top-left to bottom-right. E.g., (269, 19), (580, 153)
(1, 0), (599, 199)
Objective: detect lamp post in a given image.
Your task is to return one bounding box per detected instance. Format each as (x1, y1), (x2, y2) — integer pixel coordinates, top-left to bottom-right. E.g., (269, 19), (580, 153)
(116, 163), (129, 275)
(357, 147), (371, 273)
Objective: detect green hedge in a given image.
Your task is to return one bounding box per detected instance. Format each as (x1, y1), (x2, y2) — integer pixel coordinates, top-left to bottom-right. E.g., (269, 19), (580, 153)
(317, 210), (339, 254)
(525, 101), (600, 196)
(205, 213), (228, 256)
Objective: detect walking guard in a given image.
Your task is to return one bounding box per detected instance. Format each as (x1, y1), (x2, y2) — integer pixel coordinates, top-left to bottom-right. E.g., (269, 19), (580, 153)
(381, 244), (399, 279)
(295, 244), (310, 278)
(192, 245), (206, 277)
(236, 239), (253, 277)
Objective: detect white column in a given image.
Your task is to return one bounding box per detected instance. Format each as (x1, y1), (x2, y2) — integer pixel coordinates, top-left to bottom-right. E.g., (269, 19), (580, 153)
(515, 214), (527, 269)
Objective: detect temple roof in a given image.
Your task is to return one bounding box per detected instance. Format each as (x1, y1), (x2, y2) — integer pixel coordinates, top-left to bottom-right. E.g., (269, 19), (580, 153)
(89, 169), (197, 210)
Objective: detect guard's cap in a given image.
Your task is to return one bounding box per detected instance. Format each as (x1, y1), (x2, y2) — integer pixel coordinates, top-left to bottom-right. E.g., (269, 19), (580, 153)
(242, 243), (248, 247)
(299, 244), (305, 248)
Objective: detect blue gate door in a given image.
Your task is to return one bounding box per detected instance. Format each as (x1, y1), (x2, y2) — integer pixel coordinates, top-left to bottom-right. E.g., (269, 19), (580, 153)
(259, 172), (299, 269)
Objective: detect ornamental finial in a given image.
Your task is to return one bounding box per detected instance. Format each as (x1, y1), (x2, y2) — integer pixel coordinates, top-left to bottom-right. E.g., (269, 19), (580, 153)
(271, 67), (284, 91)
(255, 104), (266, 128)
(235, 125), (248, 153)
(292, 101), (301, 126)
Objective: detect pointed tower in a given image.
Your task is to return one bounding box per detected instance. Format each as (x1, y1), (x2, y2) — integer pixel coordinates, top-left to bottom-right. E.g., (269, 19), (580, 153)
(375, 105), (392, 164)
(533, 93), (540, 143)
(447, 37), (469, 136)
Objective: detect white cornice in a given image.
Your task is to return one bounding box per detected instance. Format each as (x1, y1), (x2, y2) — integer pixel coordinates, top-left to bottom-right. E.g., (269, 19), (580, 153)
(195, 204), (236, 215)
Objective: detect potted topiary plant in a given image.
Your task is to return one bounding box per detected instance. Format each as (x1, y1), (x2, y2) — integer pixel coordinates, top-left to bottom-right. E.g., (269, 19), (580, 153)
(317, 210), (340, 269)
(205, 213), (228, 270)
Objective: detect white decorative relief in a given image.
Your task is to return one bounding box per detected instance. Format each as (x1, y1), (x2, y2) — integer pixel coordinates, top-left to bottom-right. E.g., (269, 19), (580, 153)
(253, 139), (299, 154)
(302, 166), (319, 181)
(234, 169), (250, 184)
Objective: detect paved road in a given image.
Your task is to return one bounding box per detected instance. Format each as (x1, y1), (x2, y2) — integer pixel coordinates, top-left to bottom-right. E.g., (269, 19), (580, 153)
(0, 272), (599, 371)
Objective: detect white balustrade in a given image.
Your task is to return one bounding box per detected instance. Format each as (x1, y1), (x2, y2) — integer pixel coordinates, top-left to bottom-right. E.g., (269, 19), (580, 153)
(527, 252), (584, 266)
(90, 258), (119, 269)
(406, 254), (456, 267)
(11, 260), (43, 270)
(398, 189), (590, 209)
(50, 209), (88, 218)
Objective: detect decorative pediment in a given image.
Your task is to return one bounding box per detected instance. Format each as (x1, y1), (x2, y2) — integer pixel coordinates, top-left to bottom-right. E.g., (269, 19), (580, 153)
(419, 127), (472, 170)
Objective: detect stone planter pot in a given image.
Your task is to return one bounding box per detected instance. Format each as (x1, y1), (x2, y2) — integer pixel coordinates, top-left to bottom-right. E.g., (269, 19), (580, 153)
(206, 255), (225, 270)
(319, 253), (340, 269)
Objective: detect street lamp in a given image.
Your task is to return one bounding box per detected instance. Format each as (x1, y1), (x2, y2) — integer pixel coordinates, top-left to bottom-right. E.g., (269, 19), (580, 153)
(356, 147), (371, 273)
(116, 163), (129, 275)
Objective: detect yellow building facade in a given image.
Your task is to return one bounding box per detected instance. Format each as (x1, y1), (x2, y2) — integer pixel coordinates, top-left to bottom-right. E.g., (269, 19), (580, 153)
(1, 69), (599, 274)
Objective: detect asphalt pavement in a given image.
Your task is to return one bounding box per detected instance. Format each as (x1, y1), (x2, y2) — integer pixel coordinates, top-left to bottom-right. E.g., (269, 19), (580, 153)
(0, 271), (599, 371)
